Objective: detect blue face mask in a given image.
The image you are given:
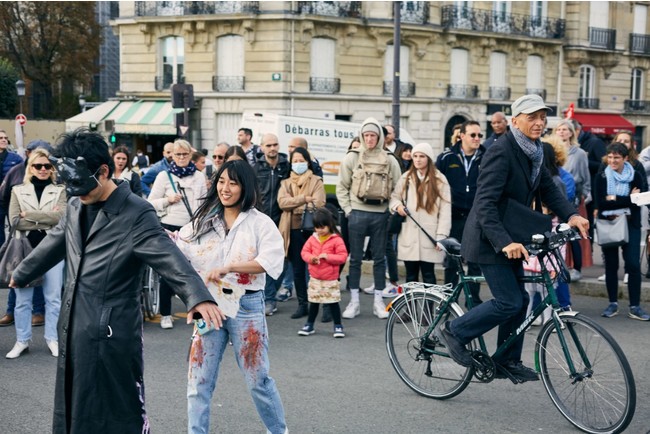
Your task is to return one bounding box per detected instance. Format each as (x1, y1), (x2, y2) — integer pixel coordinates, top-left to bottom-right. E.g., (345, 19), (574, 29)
(292, 162), (308, 175)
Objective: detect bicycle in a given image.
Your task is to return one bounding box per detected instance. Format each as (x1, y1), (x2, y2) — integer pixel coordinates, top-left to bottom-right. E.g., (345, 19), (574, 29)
(385, 224), (636, 434)
(141, 265), (160, 320)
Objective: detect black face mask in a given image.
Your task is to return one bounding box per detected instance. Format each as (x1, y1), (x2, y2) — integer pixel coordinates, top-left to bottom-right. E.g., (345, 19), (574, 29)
(49, 156), (101, 197)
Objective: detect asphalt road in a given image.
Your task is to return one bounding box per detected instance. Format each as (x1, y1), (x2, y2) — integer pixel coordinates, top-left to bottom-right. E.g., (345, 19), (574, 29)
(1, 283), (648, 433)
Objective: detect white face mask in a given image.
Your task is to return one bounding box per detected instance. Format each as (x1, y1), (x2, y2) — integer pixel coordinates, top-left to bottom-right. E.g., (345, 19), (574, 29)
(292, 162), (308, 175)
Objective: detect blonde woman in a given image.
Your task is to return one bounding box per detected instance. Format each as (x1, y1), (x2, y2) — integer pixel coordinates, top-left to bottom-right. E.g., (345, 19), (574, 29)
(148, 139), (207, 329)
(6, 149), (66, 358)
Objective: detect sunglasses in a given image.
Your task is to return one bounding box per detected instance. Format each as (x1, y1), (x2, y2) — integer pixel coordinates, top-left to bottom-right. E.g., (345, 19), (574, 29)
(32, 163), (53, 170)
(0, 136), (8, 140)
(212, 154), (224, 160)
(468, 133), (484, 139)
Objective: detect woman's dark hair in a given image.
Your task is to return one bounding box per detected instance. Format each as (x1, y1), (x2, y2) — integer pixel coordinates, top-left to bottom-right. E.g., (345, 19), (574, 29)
(113, 146), (132, 170)
(224, 145), (247, 162)
(192, 160), (259, 236)
(606, 143), (629, 158)
(542, 142), (559, 177)
(312, 207), (340, 236)
(289, 147), (313, 172)
(54, 128), (114, 177)
(348, 136), (360, 150)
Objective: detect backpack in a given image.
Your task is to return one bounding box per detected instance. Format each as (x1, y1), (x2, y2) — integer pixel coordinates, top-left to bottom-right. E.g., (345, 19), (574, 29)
(349, 148), (392, 204)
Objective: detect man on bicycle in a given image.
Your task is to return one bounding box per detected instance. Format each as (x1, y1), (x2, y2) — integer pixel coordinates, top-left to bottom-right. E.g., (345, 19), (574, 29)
(438, 94), (589, 382)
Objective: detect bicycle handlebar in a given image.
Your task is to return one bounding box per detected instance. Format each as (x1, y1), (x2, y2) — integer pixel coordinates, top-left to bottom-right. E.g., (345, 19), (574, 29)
(524, 223), (582, 257)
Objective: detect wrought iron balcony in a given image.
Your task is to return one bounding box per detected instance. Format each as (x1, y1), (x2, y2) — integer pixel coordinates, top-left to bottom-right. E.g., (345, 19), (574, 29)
(309, 77), (340, 94)
(447, 84), (479, 99)
(624, 100), (650, 113)
(154, 74), (185, 91)
(441, 5), (565, 39)
(383, 81), (416, 97)
(212, 76), (245, 92)
(135, 1), (259, 17)
(297, 1), (361, 18)
(489, 87), (510, 100)
(577, 98), (600, 109)
(397, 1), (429, 24)
(630, 34), (650, 55)
(589, 27), (616, 50)
(525, 88), (547, 100)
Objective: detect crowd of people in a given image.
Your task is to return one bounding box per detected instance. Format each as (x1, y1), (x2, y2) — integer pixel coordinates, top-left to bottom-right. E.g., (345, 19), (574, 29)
(0, 91), (649, 432)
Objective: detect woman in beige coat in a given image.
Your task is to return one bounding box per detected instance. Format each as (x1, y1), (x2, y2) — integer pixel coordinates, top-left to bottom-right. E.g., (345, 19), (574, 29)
(278, 147), (326, 319)
(390, 143), (451, 284)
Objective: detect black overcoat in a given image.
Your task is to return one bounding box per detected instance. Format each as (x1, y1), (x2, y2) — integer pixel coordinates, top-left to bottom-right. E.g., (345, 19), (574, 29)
(460, 131), (577, 265)
(13, 182), (214, 433)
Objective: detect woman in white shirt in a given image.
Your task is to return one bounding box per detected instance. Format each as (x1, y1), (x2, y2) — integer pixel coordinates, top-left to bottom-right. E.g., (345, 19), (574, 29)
(176, 160), (287, 434)
(148, 139), (207, 329)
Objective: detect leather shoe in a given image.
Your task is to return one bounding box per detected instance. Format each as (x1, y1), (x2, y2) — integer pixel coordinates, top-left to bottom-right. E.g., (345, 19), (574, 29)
(32, 314), (45, 327)
(0, 313), (14, 326)
(495, 360), (539, 383)
(437, 322), (472, 367)
(290, 304), (309, 319)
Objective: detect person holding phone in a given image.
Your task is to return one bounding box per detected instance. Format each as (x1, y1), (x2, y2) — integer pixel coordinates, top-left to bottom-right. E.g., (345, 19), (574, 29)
(176, 160), (288, 434)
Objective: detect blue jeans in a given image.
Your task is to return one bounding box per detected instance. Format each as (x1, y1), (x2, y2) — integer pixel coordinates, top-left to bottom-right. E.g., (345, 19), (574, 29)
(6, 285), (45, 315)
(449, 262), (529, 363)
(282, 262), (294, 290)
(264, 260), (286, 304)
(347, 210), (388, 290)
(188, 291), (287, 434)
(14, 261), (64, 342)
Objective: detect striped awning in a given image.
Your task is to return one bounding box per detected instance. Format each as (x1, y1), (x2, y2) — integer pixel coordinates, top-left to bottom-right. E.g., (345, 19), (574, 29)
(65, 100), (182, 136)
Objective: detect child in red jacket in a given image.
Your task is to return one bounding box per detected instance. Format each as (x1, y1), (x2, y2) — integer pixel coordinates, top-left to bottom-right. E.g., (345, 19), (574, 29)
(299, 208), (348, 337)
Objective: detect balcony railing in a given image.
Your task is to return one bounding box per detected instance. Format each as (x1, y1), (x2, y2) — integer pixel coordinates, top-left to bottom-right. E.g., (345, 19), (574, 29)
(396, 1), (429, 24)
(525, 88), (547, 100)
(310, 77), (341, 93)
(297, 1), (361, 18)
(135, 1), (259, 16)
(155, 74), (185, 91)
(624, 99), (650, 113)
(489, 86), (510, 100)
(447, 84), (479, 99)
(441, 5), (565, 39)
(212, 76), (245, 92)
(589, 27), (616, 50)
(577, 98), (600, 109)
(383, 81), (416, 97)
(630, 34), (650, 55)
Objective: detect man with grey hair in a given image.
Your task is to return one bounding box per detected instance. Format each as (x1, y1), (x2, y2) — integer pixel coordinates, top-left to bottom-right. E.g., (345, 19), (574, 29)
(211, 142), (230, 173)
(140, 141), (175, 196)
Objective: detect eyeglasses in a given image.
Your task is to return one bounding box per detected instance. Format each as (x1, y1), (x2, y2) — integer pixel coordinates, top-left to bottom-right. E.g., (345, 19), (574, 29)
(32, 163), (53, 170)
(174, 152), (190, 158)
(212, 154), (224, 160)
(0, 136), (8, 140)
(468, 133), (484, 139)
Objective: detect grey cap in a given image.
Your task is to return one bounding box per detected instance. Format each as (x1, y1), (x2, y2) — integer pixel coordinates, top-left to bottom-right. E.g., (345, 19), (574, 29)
(511, 94), (551, 118)
(26, 139), (53, 153)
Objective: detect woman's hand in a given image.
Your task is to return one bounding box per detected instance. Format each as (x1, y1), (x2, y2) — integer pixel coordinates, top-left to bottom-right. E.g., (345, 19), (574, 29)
(206, 266), (231, 283)
(19, 211), (26, 218)
(305, 195), (313, 203)
(187, 302), (227, 330)
(632, 187), (641, 195)
(502, 243), (529, 262)
(167, 193), (182, 204)
(396, 205), (407, 217)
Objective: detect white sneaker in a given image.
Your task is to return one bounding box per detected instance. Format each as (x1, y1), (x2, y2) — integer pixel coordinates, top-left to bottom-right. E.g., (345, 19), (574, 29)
(362, 284), (375, 295)
(597, 274), (606, 282)
(569, 269), (581, 281)
(46, 339), (59, 357)
(373, 299), (389, 319)
(382, 282), (401, 298)
(624, 273), (629, 284)
(6, 341), (29, 359)
(342, 302), (360, 319)
(160, 315), (174, 329)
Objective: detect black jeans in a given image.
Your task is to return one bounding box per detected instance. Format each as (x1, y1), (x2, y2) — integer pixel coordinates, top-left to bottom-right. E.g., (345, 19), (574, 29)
(603, 227), (641, 306)
(287, 229), (310, 307)
(404, 261), (436, 284)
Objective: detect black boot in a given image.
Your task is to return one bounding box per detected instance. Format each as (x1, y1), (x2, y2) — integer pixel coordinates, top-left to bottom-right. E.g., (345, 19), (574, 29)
(291, 304), (309, 319)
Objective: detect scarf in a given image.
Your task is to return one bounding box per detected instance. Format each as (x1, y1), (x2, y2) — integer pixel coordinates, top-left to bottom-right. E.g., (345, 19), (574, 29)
(169, 161), (197, 178)
(605, 162), (634, 196)
(289, 170), (312, 189)
(511, 127), (544, 183)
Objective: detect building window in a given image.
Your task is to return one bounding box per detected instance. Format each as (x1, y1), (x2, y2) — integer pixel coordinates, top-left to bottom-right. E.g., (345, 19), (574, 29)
(631, 68), (644, 101)
(450, 48), (468, 85)
(157, 36), (184, 91)
(526, 55), (544, 97)
(492, 1), (511, 31)
(215, 35), (245, 91)
(489, 52), (509, 99)
(578, 64), (599, 109)
(383, 44), (414, 96)
(310, 37), (339, 93)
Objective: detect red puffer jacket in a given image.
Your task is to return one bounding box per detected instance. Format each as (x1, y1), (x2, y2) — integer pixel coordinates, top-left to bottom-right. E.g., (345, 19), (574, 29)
(301, 233), (348, 281)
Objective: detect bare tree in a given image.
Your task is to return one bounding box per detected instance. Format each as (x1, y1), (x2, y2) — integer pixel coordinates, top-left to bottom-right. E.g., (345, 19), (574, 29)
(0, 2), (101, 119)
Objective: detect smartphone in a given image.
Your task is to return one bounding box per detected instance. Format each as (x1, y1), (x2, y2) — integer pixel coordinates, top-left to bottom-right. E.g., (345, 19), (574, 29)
(193, 316), (215, 335)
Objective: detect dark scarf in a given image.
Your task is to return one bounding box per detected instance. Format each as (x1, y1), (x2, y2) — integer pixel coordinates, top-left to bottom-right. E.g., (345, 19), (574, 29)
(169, 161), (197, 178)
(511, 127), (543, 183)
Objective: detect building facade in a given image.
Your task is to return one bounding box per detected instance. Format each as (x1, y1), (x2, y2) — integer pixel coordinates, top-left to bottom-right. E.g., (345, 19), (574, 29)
(74, 1), (650, 157)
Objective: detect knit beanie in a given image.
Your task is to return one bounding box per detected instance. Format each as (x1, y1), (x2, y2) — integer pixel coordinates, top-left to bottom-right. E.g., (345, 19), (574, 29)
(360, 123), (381, 136)
(411, 142), (436, 162)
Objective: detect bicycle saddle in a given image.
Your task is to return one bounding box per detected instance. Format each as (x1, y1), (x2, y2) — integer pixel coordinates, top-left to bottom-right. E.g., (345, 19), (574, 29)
(438, 237), (461, 255)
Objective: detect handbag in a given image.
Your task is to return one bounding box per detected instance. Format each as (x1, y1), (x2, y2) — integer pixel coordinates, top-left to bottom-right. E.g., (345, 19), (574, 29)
(301, 204), (315, 232)
(0, 217), (43, 288)
(596, 216), (629, 248)
(500, 198), (552, 244)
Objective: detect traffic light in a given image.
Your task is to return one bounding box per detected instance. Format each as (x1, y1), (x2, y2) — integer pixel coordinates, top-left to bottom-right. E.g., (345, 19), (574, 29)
(110, 130), (116, 144)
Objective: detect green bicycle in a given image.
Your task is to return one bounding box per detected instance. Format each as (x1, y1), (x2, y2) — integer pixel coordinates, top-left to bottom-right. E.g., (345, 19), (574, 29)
(385, 224), (636, 434)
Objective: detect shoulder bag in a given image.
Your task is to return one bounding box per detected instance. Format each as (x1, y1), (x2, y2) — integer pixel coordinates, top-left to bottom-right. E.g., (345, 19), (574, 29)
(596, 216), (628, 248)
(0, 217), (43, 288)
(301, 203), (315, 232)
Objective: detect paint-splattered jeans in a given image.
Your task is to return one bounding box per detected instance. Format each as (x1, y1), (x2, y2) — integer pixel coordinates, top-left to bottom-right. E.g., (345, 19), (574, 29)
(187, 290), (287, 434)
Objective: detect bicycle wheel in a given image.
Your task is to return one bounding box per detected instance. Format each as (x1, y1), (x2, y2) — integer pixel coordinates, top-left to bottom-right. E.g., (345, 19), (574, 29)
(536, 312), (636, 434)
(386, 290), (473, 399)
(142, 267), (160, 320)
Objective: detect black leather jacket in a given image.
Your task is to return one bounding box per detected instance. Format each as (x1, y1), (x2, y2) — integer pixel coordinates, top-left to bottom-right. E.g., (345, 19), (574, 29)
(255, 153), (290, 225)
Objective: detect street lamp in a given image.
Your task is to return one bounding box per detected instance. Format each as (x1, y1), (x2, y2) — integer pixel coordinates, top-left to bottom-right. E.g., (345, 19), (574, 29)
(15, 80), (25, 114)
(78, 94), (86, 113)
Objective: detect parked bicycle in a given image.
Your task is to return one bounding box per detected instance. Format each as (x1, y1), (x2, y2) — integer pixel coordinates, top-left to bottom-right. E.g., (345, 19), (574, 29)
(385, 224), (636, 434)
